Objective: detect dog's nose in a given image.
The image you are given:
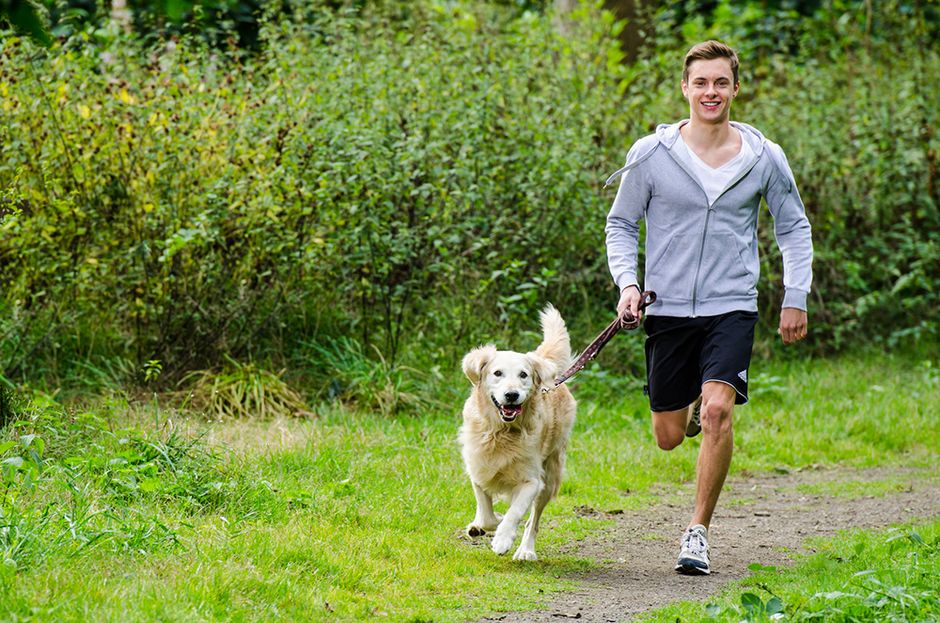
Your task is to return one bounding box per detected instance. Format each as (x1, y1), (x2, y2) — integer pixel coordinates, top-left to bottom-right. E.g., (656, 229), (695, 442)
(504, 391), (520, 404)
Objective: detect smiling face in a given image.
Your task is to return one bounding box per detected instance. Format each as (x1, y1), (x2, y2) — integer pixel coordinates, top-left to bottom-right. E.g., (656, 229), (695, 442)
(462, 345), (556, 425)
(681, 57), (739, 126)
(484, 351), (536, 423)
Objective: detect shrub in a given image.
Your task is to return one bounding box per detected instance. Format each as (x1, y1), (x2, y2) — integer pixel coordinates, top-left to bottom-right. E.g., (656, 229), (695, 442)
(0, 1), (936, 403)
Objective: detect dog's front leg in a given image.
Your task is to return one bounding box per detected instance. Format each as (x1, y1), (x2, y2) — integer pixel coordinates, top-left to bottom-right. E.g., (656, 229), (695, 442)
(513, 484), (552, 561)
(491, 480), (541, 555)
(467, 481), (501, 537)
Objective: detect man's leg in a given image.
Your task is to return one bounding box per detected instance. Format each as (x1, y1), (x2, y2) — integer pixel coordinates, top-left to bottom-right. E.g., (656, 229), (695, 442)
(673, 381), (736, 575)
(651, 401), (700, 450)
(690, 380), (737, 529)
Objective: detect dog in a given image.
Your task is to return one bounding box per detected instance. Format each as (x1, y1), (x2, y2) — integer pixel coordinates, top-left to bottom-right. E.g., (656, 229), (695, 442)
(458, 304), (576, 561)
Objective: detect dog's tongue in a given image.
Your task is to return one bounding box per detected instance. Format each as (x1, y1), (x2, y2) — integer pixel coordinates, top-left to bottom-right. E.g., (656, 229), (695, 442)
(500, 404), (522, 421)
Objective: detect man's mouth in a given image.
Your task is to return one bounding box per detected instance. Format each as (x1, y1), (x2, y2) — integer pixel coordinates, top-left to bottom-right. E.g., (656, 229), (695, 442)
(702, 101), (721, 109)
(491, 396), (523, 422)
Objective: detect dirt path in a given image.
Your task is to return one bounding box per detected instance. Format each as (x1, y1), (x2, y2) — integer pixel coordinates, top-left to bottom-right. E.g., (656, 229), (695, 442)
(483, 466), (940, 623)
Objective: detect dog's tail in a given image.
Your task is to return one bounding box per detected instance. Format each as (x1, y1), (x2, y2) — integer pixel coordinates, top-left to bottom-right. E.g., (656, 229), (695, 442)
(535, 304), (571, 370)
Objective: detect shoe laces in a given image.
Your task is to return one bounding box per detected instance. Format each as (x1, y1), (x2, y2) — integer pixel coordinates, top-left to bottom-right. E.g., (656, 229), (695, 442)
(683, 527), (708, 556)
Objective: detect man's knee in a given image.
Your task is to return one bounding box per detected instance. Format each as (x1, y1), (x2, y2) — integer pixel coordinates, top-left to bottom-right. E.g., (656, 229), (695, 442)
(700, 399), (733, 435)
(652, 418), (685, 450)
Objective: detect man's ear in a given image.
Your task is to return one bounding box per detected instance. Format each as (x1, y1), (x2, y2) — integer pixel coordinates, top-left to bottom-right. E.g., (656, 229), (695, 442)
(462, 345), (497, 386)
(526, 353), (558, 393)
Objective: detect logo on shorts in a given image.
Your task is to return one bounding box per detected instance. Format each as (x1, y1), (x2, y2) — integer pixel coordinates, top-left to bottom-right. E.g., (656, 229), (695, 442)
(738, 369), (748, 382)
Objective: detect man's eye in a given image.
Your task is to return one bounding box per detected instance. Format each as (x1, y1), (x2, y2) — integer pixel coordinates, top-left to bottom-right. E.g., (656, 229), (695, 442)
(493, 370), (503, 377)
(519, 371), (528, 379)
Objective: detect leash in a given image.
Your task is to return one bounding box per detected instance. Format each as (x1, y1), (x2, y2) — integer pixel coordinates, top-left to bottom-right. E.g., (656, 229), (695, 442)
(548, 290), (656, 390)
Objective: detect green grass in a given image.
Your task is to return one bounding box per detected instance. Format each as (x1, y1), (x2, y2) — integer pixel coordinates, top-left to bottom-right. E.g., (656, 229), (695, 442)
(639, 520), (940, 622)
(0, 352), (937, 621)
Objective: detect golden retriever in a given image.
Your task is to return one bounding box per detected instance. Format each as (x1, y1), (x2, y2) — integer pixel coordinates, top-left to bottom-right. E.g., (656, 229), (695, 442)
(459, 304), (576, 561)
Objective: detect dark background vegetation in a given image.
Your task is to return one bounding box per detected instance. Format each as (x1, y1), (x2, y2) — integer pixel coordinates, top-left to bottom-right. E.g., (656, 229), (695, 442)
(0, 0), (937, 411)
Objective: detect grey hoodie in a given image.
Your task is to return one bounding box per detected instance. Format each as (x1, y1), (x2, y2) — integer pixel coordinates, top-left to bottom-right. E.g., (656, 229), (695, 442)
(605, 120), (813, 317)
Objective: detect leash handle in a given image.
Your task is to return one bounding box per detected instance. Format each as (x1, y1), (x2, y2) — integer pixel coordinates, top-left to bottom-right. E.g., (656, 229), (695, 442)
(549, 290), (657, 390)
(619, 290), (657, 330)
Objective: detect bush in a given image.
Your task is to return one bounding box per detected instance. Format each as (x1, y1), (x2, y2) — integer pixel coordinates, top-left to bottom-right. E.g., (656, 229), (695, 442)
(0, 3), (626, 394)
(0, 1), (936, 402)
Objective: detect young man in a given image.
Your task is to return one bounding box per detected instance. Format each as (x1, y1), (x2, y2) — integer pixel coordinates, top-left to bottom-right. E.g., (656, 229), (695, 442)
(604, 40), (813, 575)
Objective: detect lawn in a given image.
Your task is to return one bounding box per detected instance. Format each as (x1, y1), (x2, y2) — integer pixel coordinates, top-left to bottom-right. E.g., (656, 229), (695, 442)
(0, 352), (937, 621)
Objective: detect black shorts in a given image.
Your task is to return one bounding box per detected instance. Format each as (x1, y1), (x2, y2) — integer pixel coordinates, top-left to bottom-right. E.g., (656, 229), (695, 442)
(643, 311), (759, 412)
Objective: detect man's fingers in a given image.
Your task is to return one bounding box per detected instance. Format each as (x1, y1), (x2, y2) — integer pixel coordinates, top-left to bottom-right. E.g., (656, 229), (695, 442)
(780, 308), (808, 345)
(780, 323), (807, 344)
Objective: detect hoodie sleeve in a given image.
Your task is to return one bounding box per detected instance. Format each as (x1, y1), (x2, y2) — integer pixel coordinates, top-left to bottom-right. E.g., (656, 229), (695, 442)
(605, 141), (653, 292)
(764, 143), (814, 311)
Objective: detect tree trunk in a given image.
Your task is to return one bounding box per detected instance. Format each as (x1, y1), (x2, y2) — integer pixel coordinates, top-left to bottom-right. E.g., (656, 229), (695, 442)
(554, 0), (648, 63)
(604, 0), (645, 63)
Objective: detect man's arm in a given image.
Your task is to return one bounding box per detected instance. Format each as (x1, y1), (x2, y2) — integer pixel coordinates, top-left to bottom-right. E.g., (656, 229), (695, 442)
(606, 142), (653, 316)
(764, 143), (813, 344)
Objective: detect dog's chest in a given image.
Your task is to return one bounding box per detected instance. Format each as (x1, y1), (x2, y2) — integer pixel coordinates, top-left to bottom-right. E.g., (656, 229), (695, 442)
(469, 428), (540, 484)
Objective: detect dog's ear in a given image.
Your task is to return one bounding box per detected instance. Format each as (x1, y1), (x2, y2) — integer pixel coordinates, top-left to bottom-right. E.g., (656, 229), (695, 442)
(462, 345), (497, 386)
(526, 353), (558, 393)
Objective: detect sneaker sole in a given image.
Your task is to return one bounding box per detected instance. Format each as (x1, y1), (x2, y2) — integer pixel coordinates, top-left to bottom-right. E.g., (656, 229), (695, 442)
(675, 560), (710, 575)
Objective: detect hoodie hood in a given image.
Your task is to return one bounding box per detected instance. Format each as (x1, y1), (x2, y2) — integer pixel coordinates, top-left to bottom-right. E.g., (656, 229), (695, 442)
(605, 120), (770, 189)
(655, 120), (767, 157)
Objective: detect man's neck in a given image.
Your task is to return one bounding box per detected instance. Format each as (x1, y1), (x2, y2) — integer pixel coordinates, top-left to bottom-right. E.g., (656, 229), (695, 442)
(681, 119), (734, 150)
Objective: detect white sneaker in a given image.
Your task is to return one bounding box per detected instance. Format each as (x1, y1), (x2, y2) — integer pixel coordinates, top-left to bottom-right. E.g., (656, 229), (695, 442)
(675, 524), (710, 575)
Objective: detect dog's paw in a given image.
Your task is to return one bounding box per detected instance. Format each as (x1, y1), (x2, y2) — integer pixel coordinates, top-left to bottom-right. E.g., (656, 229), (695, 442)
(491, 532), (514, 555)
(512, 548), (538, 562)
(467, 513), (502, 537)
(467, 524), (487, 538)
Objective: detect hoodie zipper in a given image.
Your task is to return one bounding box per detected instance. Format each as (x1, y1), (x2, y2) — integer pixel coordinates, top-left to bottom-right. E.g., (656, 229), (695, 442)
(691, 207), (712, 318)
(666, 133), (763, 317)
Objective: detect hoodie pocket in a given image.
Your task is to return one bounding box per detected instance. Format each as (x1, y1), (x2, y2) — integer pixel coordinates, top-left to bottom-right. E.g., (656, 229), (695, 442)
(644, 234), (697, 302)
(696, 233), (757, 301)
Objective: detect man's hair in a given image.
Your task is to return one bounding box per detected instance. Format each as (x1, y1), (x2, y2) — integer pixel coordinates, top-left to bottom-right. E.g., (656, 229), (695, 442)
(683, 40), (739, 85)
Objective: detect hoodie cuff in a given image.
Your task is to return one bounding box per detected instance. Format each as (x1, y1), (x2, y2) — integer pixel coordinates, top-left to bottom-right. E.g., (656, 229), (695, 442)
(616, 273), (639, 293)
(782, 289), (808, 311)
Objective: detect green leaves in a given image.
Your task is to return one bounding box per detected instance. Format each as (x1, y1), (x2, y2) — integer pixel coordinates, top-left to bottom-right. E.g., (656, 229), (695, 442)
(739, 592), (784, 620)
(0, 0), (51, 46)
(0, 432), (44, 491)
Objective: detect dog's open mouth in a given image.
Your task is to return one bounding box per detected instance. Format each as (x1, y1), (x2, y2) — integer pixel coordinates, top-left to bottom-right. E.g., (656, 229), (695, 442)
(491, 396), (523, 422)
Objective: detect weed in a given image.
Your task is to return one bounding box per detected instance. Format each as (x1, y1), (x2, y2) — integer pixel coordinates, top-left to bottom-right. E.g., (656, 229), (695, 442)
(183, 357), (314, 420)
(301, 336), (424, 416)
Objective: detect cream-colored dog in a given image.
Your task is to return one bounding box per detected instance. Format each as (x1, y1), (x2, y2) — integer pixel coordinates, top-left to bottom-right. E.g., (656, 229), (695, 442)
(459, 304), (576, 561)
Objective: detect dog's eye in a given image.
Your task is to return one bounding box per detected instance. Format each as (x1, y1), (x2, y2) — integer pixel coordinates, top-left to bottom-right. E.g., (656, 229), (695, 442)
(493, 370), (503, 377)
(519, 371), (528, 379)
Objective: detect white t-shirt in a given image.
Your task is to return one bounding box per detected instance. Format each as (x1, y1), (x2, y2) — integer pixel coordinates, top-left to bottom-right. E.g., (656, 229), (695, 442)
(678, 132), (754, 206)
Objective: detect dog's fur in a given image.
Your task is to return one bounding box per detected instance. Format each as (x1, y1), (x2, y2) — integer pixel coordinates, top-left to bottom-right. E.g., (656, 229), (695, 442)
(458, 304), (576, 561)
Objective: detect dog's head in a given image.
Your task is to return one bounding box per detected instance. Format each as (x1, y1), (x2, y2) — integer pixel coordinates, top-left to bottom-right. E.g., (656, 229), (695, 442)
(462, 345), (557, 424)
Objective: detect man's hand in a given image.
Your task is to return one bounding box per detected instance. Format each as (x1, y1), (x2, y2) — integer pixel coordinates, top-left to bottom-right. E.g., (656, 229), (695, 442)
(779, 307), (808, 344)
(617, 285), (642, 321)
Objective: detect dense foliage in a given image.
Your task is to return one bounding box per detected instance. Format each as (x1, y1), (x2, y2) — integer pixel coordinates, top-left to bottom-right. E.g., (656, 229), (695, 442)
(1, 0), (937, 402)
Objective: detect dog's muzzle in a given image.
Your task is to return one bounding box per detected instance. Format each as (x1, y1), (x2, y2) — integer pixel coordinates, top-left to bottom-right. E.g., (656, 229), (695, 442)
(491, 395), (523, 422)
